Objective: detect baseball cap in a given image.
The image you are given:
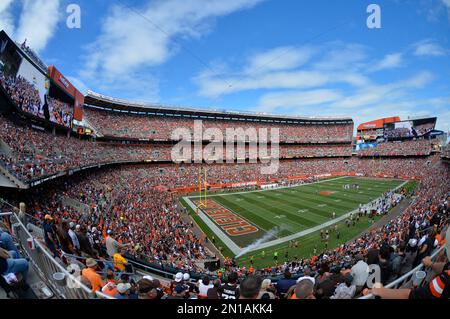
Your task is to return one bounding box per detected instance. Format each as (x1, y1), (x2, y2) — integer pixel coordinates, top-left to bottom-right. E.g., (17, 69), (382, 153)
(69, 222), (75, 229)
(408, 238), (418, 247)
(143, 275), (154, 282)
(117, 283), (131, 294)
(86, 258), (97, 268)
(183, 273), (190, 281)
(174, 272), (183, 282)
(174, 284), (186, 294)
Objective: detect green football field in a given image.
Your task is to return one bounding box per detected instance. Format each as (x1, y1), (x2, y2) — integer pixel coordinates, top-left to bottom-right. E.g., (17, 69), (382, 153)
(184, 176), (407, 268)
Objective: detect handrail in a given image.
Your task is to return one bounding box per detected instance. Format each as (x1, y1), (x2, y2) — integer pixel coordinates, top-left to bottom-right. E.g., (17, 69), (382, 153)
(358, 245), (446, 299)
(4, 210), (114, 299)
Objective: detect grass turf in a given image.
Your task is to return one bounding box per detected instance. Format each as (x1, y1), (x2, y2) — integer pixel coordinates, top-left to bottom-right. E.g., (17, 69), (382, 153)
(182, 177), (407, 268)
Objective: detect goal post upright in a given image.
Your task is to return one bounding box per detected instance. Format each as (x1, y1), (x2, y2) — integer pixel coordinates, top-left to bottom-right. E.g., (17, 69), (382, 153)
(198, 167), (207, 213)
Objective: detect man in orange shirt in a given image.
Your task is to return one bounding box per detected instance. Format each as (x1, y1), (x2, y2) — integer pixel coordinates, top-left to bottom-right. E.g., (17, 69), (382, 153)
(82, 258), (105, 293)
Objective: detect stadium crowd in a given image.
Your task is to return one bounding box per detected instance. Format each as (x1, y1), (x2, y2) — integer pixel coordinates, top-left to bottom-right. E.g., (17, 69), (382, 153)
(47, 96), (73, 128)
(3, 156), (446, 299)
(0, 114), (356, 182)
(358, 140), (434, 157)
(83, 107), (353, 143)
(0, 71), (43, 118)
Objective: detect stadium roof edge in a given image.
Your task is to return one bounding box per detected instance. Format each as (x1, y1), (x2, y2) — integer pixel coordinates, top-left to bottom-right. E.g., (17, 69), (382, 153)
(84, 90), (354, 123)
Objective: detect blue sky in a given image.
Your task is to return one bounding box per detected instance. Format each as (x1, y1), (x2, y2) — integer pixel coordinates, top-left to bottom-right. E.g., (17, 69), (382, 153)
(1, 0), (449, 132)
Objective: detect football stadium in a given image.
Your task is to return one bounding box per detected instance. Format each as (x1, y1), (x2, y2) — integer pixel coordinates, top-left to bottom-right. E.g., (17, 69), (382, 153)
(0, 1), (449, 305)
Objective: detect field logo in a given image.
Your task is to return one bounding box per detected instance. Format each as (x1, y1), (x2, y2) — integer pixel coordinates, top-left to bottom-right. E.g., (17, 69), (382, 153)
(171, 120), (279, 174)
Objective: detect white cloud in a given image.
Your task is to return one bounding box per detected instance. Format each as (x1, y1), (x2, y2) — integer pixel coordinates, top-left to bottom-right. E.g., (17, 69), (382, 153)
(244, 46), (314, 75)
(256, 89), (343, 113)
(195, 70), (331, 98)
(329, 71), (433, 109)
(313, 42), (368, 71)
(0, 0), (60, 53)
(369, 53), (403, 72)
(0, 0), (15, 36)
(194, 43), (374, 98)
(413, 40), (447, 56)
(82, 0), (264, 81)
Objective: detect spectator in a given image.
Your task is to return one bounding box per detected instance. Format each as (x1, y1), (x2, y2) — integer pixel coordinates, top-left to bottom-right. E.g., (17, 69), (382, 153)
(239, 275), (262, 299)
(0, 247), (29, 285)
(197, 275), (213, 299)
(257, 279), (276, 299)
(331, 274), (356, 299)
(81, 258), (105, 293)
(221, 272), (240, 299)
(206, 280), (222, 299)
(275, 270), (296, 297)
(114, 282), (131, 299)
(351, 254), (369, 293)
(290, 279), (315, 299)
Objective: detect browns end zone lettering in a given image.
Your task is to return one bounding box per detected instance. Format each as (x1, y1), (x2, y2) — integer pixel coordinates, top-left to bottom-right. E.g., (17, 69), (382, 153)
(193, 199), (258, 236)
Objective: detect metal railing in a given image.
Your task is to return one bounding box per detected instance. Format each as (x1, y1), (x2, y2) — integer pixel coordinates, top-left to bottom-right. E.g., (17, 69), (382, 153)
(358, 245), (446, 299)
(6, 211), (114, 299)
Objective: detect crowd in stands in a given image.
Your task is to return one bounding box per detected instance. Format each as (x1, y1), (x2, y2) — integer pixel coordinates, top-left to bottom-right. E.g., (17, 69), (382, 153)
(47, 96), (73, 128)
(357, 139), (434, 157)
(413, 122), (435, 136)
(2, 156), (447, 299)
(21, 168), (214, 275)
(0, 70), (73, 128)
(83, 107), (354, 143)
(0, 71), (43, 118)
(0, 115), (355, 182)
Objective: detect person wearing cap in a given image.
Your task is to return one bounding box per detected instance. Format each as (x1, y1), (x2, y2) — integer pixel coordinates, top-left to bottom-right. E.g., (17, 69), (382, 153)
(114, 282), (132, 299)
(370, 227), (450, 299)
(81, 258), (105, 293)
(42, 214), (58, 257)
(168, 283), (188, 299)
(182, 273), (196, 294)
